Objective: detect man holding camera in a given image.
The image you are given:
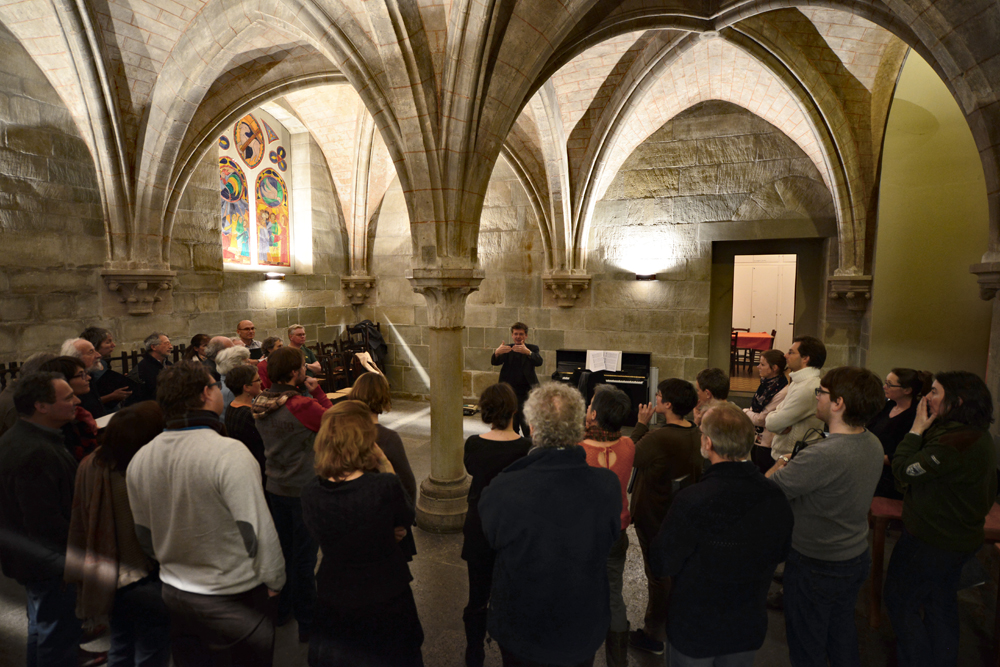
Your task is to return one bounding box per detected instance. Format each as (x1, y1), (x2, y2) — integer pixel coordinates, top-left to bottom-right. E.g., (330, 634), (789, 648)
(491, 322), (543, 435)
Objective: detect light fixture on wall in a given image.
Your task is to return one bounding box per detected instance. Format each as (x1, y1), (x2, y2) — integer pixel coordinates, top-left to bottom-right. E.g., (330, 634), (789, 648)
(635, 274), (656, 281)
(263, 272), (285, 281)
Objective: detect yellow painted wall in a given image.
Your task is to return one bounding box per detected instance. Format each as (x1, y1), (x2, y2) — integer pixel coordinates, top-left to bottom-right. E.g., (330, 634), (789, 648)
(868, 52), (991, 378)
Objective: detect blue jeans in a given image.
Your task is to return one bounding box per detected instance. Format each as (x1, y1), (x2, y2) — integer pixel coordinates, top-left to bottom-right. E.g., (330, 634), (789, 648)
(667, 642), (756, 667)
(108, 576), (171, 667)
(783, 547), (869, 667)
(268, 492), (318, 632)
(25, 576), (81, 667)
(884, 529), (973, 667)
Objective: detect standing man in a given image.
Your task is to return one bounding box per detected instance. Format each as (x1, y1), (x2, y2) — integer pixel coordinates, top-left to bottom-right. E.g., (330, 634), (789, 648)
(287, 324), (321, 376)
(237, 320), (263, 360)
(651, 404), (793, 666)
(0, 372), (100, 666)
(765, 336), (826, 460)
(691, 367), (738, 426)
(628, 378), (702, 655)
(204, 335), (234, 380)
(252, 346), (333, 643)
(78, 327), (131, 411)
(127, 361), (285, 666)
(766, 366), (884, 667)
(480, 382), (620, 666)
(132, 332), (173, 404)
(490, 322), (543, 435)
(61, 337), (107, 417)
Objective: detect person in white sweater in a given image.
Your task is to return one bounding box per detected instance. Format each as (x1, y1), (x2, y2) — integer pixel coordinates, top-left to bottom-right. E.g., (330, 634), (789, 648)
(127, 361), (285, 667)
(765, 336), (827, 460)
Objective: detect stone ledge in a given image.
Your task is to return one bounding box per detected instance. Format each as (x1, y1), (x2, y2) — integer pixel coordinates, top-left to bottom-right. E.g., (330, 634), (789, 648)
(969, 262), (1000, 300)
(543, 274), (591, 307)
(341, 275), (376, 306)
(827, 275), (872, 312)
(101, 269), (175, 316)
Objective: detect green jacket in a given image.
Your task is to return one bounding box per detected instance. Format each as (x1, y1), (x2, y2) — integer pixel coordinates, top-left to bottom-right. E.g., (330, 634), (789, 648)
(892, 420), (996, 553)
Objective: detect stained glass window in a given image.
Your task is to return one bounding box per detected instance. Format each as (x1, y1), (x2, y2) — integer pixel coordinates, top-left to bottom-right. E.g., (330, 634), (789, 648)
(219, 111), (292, 270)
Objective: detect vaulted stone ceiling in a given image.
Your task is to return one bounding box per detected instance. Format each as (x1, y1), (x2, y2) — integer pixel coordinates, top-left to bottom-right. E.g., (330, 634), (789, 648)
(0, 0), (997, 279)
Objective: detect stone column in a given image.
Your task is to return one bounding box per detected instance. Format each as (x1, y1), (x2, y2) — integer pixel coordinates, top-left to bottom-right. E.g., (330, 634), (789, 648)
(970, 261), (1000, 436)
(408, 267), (484, 533)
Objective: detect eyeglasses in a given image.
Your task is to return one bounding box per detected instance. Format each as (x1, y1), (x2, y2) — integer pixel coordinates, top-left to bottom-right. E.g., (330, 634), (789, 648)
(209, 381), (222, 390)
(814, 388), (830, 397)
(883, 382), (902, 388)
(239, 327), (255, 331)
(73, 372), (88, 379)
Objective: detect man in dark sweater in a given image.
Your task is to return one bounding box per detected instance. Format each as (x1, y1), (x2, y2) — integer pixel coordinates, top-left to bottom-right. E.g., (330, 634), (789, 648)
(651, 403), (793, 666)
(628, 377), (703, 655)
(490, 321), (543, 435)
(131, 331), (173, 403)
(480, 382), (620, 666)
(0, 372), (95, 666)
(252, 346), (332, 642)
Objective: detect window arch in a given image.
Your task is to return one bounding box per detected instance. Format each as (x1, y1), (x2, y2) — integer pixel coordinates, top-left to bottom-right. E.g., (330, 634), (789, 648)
(219, 110), (292, 270)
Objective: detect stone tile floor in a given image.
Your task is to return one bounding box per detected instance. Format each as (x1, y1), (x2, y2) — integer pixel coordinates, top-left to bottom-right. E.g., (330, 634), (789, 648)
(2, 398), (998, 666)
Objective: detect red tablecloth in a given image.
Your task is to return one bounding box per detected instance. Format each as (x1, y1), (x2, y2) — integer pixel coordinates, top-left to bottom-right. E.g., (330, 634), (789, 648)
(736, 332), (774, 351)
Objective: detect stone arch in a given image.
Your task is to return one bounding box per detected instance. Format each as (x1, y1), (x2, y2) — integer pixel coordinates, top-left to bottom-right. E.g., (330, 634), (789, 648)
(572, 34), (851, 274)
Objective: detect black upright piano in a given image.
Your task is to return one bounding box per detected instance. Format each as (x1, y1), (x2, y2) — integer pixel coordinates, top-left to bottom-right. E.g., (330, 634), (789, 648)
(551, 350), (654, 427)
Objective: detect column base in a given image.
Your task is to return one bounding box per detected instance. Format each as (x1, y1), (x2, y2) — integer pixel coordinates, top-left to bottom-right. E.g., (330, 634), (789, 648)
(415, 475), (470, 534)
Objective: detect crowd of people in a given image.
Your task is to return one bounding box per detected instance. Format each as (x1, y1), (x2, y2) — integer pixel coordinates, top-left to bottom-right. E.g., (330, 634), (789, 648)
(0, 322), (996, 667)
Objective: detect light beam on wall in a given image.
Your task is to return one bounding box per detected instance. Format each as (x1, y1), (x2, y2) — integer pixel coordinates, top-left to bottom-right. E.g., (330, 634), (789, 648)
(601, 225), (681, 276)
(383, 316), (430, 390)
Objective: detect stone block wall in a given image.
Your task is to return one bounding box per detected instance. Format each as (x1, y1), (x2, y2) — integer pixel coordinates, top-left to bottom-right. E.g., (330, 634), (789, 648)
(0, 23), (107, 358)
(0, 17), (354, 362)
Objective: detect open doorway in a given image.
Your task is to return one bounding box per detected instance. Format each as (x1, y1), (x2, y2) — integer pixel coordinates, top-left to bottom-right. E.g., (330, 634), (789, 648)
(732, 254), (796, 353)
(731, 254), (796, 390)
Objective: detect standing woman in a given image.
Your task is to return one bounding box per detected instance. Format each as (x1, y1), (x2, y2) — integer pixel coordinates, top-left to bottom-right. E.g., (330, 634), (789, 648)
(885, 372), (996, 666)
(351, 372), (418, 559)
(65, 401), (171, 666)
(182, 334), (210, 362)
(742, 349), (788, 475)
(301, 400), (423, 667)
(224, 364), (267, 484)
(257, 336), (283, 389)
(867, 368), (932, 499)
(460, 382), (531, 667)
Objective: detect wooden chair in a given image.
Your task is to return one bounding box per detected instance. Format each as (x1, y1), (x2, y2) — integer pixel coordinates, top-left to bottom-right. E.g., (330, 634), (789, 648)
(729, 330), (740, 377)
(747, 329), (778, 370)
(319, 351), (351, 392)
(731, 328), (752, 376)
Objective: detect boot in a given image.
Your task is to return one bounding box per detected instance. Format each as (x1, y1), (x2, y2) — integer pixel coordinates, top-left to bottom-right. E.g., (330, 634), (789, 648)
(605, 629), (629, 667)
(463, 607), (488, 667)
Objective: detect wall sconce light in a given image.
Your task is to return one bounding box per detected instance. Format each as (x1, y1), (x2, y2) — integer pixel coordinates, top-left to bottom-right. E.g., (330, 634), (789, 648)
(263, 272), (286, 281)
(635, 274), (656, 281)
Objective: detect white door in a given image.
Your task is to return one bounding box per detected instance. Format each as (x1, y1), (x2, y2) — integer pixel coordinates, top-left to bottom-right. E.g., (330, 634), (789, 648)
(732, 254), (797, 351)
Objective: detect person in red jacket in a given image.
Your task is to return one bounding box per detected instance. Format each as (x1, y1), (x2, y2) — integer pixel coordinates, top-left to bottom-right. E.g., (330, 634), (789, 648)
(252, 346), (332, 643)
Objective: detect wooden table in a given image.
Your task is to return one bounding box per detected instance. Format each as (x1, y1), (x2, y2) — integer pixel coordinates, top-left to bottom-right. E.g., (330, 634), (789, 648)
(325, 388), (352, 403)
(868, 497), (1000, 635)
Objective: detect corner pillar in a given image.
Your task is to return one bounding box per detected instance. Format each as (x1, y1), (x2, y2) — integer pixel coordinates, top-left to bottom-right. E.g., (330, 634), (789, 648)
(407, 267), (484, 533)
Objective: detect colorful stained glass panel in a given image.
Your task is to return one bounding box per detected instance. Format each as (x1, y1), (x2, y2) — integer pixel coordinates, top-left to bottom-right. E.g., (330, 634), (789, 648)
(220, 157), (250, 265)
(255, 168), (290, 267)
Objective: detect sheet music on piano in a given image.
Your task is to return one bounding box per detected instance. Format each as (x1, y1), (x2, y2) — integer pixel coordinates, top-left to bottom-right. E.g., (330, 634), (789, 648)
(585, 350), (622, 372)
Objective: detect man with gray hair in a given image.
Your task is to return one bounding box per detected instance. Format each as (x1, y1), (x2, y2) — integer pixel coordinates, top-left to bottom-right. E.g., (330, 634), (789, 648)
(204, 335), (234, 380)
(650, 404), (793, 666)
(287, 324), (321, 375)
(479, 382), (621, 666)
(131, 332), (173, 404)
(60, 338), (101, 372)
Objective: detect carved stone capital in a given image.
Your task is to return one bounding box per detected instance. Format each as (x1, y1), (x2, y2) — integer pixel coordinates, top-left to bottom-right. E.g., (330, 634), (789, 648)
(407, 268), (484, 328)
(101, 269), (175, 315)
(827, 275), (873, 312)
(341, 275), (376, 306)
(969, 262), (1000, 300)
(543, 273), (591, 307)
